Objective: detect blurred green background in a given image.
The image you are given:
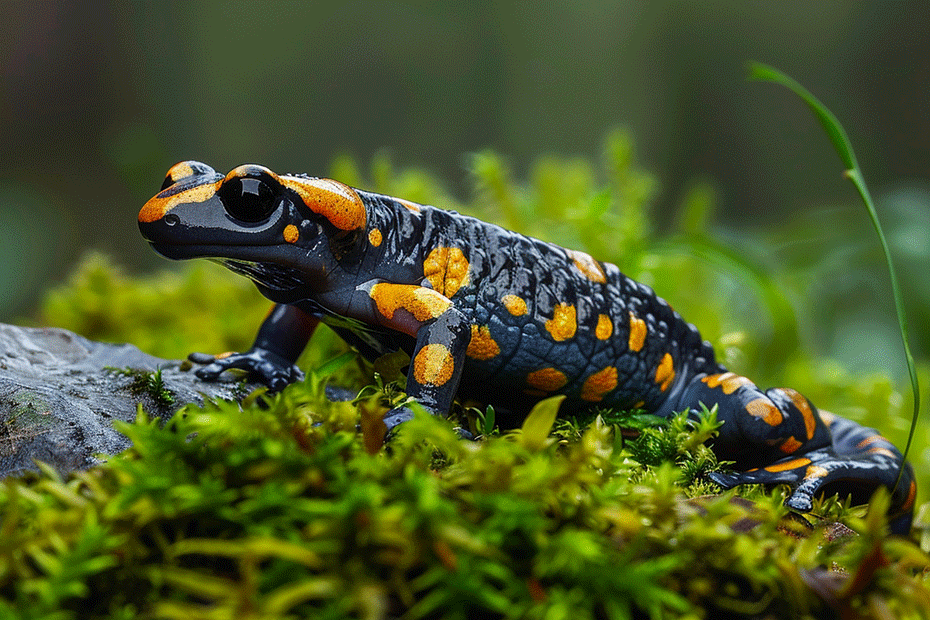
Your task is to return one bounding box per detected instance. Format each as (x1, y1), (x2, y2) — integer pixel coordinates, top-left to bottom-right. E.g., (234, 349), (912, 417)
(1, 0), (928, 375)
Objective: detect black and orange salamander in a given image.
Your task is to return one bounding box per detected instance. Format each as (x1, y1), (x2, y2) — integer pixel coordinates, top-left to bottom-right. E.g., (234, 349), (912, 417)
(139, 161), (916, 534)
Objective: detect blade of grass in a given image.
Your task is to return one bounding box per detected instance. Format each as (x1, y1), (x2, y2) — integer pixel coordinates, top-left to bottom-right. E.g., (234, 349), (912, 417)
(748, 62), (920, 478)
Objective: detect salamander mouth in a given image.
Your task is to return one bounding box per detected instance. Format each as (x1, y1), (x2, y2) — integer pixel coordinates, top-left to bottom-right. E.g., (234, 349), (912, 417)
(148, 243), (306, 292)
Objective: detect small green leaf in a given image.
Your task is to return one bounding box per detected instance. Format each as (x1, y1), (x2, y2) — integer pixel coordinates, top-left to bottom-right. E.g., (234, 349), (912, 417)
(519, 395), (564, 450)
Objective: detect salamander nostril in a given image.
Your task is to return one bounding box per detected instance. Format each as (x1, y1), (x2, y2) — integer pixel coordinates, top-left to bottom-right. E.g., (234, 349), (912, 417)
(164, 214), (180, 226)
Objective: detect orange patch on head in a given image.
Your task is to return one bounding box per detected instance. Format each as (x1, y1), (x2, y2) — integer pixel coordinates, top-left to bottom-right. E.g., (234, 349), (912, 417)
(369, 283), (452, 324)
(545, 304), (577, 342)
(413, 344), (455, 386)
(502, 295), (527, 316)
(368, 228), (383, 247)
(280, 176), (366, 231)
(779, 436), (803, 454)
(526, 368), (568, 392)
(580, 367), (618, 402)
(165, 161), (195, 183)
(745, 398), (783, 426)
(654, 353), (675, 392)
(283, 224), (299, 244)
(423, 247), (470, 298)
(467, 325), (500, 360)
(139, 181), (220, 223)
(566, 249), (606, 283)
(780, 387), (817, 440)
(764, 457), (811, 473)
(595, 314), (613, 340)
(627, 311), (647, 352)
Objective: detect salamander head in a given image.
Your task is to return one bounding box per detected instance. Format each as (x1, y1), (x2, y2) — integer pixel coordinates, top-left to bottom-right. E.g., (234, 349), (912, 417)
(138, 161), (367, 295)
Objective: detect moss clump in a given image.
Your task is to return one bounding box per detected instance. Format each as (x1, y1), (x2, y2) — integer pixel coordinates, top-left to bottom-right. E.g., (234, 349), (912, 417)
(1, 386), (928, 619)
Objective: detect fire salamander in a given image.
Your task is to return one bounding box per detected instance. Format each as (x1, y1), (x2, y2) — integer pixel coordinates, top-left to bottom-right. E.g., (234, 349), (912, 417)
(139, 161), (916, 534)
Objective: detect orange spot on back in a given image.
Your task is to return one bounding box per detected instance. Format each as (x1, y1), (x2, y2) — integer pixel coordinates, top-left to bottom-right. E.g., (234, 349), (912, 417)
(780, 387), (817, 440)
(545, 304), (577, 342)
(368, 228), (382, 247)
(701, 372), (752, 395)
(654, 353), (675, 392)
(566, 249), (606, 283)
(526, 368), (568, 392)
(283, 224), (299, 244)
(413, 344), (454, 386)
(467, 325), (500, 360)
(595, 314), (613, 340)
(423, 247), (470, 298)
(581, 367), (618, 402)
(280, 176), (366, 231)
(627, 311), (647, 352)
(502, 295), (527, 316)
(779, 436), (803, 454)
(398, 198), (421, 213)
(745, 398), (783, 426)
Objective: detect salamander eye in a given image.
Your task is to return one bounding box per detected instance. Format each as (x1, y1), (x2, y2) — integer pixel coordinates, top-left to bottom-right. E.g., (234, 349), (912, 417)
(218, 174), (277, 223)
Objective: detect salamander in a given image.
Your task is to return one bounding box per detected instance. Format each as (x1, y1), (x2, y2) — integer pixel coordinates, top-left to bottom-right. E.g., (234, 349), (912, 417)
(138, 161), (917, 534)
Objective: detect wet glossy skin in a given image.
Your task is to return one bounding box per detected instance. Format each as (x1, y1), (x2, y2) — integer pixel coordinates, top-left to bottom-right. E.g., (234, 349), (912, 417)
(139, 161), (916, 534)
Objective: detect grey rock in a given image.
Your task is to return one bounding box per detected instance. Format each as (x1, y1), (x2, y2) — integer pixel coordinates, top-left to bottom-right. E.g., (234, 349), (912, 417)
(0, 323), (253, 478)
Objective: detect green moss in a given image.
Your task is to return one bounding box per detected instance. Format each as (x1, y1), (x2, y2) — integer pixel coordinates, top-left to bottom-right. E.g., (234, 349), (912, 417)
(105, 367), (176, 408)
(8, 134), (929, 618)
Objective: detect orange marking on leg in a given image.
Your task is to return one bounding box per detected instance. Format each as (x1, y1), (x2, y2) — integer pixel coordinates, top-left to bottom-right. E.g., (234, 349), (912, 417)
(764, 457), (811, 473)
(369, 283), (452, 324)
(545, 304), (577, 342)
(779, 436), (803, 454)
(368, 228), (382, 247)
(866, 447), (898, 459)
(627, 311), (647, 352)
(805, 465), (829, 479)
(745, 398), (783, 426)
(423, 247), (470, 298)
(466, 325), (500, 360)
(654, 353), (675, 392)
(580, 367), (618, 402)
(502, 295), (527, 316)
(413, 344), (455, 387)
(779, 387), (817, 440)
(855, 435), (889, 449)
(595, 314), (613, 340)
(526, 368), (568, 392)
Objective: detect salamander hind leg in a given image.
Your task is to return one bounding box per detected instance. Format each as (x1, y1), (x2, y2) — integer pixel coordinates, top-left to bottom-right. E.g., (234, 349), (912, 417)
(679, 374), (915, 534)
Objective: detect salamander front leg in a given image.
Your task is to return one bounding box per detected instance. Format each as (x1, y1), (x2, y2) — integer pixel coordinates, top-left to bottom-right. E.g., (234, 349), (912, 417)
(191, 304), (316, 390)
